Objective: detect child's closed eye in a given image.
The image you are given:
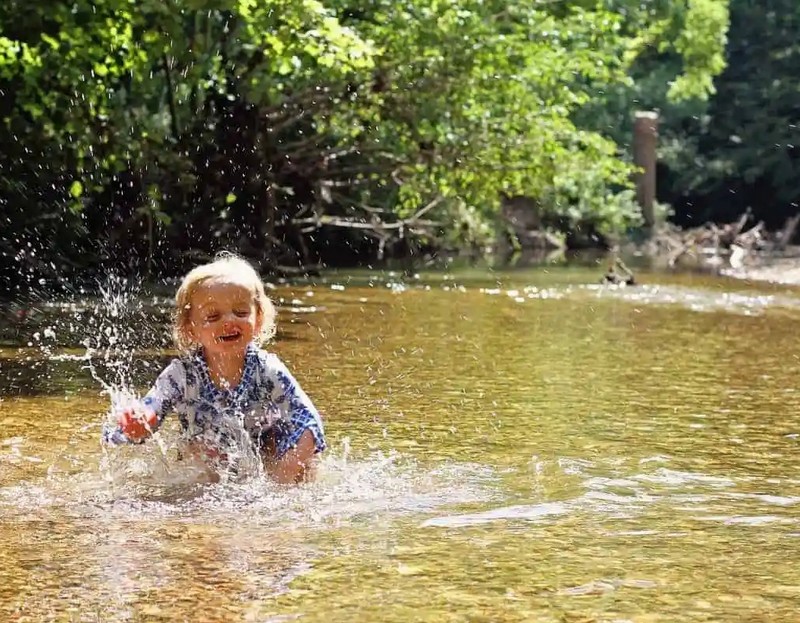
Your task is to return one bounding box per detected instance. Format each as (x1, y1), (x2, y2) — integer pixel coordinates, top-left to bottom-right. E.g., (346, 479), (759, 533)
(234, 309), (250, 317)
(205, 313), (220, 322)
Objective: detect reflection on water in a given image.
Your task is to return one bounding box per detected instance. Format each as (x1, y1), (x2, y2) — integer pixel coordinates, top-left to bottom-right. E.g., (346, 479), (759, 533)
(2, 267), (800, 621)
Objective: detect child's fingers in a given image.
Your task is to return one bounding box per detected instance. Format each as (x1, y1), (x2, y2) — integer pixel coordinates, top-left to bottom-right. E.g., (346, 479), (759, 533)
(116, 408), (133, 429)
(116, 408), (157, 440)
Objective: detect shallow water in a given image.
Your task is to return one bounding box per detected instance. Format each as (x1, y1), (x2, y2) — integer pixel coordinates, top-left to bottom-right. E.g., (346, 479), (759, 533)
(2, 267), (800, 622)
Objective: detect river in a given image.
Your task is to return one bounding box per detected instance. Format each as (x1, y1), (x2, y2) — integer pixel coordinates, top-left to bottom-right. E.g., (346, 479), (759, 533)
(1, 266), (799, 621)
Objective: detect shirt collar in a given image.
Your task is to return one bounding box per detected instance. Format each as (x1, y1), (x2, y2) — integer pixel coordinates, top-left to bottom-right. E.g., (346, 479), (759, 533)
(193, 342), (259, 404)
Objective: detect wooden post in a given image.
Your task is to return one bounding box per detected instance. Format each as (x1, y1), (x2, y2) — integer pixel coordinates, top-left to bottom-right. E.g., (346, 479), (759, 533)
(633, 111), (659, 233)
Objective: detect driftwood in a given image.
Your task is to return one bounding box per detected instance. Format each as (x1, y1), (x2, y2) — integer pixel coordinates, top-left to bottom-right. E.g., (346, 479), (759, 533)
(602, 257), (636, 286)
(639, 211), (779, 271)
(291, 196), (444, 262)
(776, 213), (800, 251)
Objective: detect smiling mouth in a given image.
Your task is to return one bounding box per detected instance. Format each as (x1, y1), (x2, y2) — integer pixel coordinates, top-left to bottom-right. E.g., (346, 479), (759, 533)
(218, 332), (242, 343)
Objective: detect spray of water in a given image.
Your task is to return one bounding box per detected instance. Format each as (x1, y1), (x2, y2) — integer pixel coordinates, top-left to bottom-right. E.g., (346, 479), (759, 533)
(7, 275), (499, 521)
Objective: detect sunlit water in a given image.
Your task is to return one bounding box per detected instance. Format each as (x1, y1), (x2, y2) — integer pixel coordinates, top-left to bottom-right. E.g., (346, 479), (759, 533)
(2, 267), (800, 622)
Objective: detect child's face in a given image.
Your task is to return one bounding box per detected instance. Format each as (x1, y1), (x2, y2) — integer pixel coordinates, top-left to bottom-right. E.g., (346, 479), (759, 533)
(187, 280), (262, 357)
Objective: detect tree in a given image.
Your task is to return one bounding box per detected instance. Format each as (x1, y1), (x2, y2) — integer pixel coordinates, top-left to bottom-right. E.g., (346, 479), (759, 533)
(0, 0), (732, 287)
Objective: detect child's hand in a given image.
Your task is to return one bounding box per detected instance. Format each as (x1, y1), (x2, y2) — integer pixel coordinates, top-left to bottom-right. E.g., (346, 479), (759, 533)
(116, 406), (158, 441)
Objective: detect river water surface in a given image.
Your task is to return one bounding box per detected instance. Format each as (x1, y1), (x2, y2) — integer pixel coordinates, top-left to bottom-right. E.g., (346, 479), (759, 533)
(1, 267), (799, 622)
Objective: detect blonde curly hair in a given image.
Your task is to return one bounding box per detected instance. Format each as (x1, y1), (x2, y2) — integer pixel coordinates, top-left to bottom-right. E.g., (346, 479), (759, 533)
(172, 252), (276, 352)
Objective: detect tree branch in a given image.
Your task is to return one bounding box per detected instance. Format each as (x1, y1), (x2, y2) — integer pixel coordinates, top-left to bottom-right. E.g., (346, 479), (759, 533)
(162, 54), (181, 142)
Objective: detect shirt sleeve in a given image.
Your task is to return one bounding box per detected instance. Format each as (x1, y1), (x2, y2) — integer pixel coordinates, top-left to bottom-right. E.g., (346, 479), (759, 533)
(101, 359), (188, 446)
(263, 353), (326, 458)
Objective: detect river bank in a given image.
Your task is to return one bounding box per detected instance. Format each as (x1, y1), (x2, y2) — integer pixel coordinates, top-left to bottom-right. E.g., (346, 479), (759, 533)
(611, 215), (800, 288)
(722, 256), (800, 286)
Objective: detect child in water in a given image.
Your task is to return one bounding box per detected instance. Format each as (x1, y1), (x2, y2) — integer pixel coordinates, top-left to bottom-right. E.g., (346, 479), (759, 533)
(102, 253), (326, 483)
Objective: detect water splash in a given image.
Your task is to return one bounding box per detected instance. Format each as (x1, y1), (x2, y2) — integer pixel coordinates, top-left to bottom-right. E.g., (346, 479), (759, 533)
(1, 447), (498, 529)
(78, 273), (151, 403)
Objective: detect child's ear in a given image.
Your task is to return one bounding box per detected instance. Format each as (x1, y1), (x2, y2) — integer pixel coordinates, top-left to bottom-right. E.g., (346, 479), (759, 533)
(255, 307), (265, 332)
(184, 318), (198, 344)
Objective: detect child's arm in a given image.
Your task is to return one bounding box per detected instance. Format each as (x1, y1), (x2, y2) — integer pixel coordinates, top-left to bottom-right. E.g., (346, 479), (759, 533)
(266, 429), (318, 484)
(102, 360), (187, 445)
(264, 354), (326, 481)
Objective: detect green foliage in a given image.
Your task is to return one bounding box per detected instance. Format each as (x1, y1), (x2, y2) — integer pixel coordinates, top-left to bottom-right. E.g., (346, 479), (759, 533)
(686, 1), (800, 209)
(584, 0), (799, 226)
(669, 0), (730, 100)
(0, 0), (732, 283)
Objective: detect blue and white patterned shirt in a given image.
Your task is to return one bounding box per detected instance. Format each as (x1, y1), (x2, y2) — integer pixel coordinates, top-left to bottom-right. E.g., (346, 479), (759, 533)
(102, 343), (326, 458)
